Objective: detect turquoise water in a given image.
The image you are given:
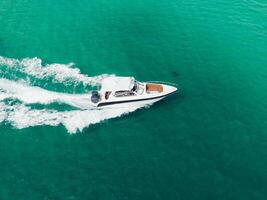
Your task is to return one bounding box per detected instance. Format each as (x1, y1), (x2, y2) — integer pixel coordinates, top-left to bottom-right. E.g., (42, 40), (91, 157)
(0, 0), (267, 199)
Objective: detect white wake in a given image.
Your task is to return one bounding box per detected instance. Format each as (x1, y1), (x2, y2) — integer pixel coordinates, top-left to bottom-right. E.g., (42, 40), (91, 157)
(0, 56), (149, 133)
(0, 56), (108, 86)
(0, 78), (95, 110)
(0, 102), (142, 134)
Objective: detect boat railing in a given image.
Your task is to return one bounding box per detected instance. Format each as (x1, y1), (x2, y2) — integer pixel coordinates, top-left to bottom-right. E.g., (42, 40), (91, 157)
(145, 81), (178, 87)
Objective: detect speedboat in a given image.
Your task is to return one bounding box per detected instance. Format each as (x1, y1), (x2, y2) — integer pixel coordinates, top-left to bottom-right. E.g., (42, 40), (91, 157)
(91, 76), (177, 108)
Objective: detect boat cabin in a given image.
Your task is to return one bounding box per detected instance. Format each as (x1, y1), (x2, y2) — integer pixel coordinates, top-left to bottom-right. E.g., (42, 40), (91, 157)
(100, 77), (144, 100)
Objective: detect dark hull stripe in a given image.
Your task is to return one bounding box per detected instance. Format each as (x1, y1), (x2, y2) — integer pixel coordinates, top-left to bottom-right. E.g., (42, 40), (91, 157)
(97, 91), (176, 107)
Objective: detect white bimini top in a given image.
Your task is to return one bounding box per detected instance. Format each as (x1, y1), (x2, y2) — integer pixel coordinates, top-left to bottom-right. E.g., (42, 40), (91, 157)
(100, 76), (135, 92)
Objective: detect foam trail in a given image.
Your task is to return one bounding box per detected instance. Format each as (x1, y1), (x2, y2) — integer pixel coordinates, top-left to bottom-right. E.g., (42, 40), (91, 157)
(0, 102), (143, 133)
(0, 78), (95, 109)
(0, 56), (150, 133)
(0, 56), (111, 87)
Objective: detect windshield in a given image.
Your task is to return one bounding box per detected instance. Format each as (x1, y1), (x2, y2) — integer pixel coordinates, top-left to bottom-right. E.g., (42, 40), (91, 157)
(115, 91), (135, 97)
(132, 81), (144, 94)
(132, 81), (137, 91)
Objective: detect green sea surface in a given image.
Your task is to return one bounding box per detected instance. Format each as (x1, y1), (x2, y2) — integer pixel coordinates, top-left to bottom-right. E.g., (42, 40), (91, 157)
(0, 0), (267, 199)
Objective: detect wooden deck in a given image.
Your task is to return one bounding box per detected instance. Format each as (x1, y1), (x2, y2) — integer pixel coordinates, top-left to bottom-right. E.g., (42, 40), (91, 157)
(146, 83), (163, 93)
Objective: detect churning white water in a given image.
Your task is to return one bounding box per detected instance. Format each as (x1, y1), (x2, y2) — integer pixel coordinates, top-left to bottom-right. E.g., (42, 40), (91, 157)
(0, 56), (149, 133)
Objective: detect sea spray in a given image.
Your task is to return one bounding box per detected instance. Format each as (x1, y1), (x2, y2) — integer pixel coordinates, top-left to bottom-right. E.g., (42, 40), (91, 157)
(0, 56), (112, 93)
(0, 78), (95, 109)
(0, 102), (142, 133)
(0, 56), (149, 133)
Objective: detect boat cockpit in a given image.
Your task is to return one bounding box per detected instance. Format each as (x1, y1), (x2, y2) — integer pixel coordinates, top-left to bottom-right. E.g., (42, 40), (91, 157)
(104, 80), (144, 100)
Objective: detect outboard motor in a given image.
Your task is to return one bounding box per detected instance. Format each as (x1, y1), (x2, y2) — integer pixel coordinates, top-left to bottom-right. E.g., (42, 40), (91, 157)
(91, 91), (101, 104)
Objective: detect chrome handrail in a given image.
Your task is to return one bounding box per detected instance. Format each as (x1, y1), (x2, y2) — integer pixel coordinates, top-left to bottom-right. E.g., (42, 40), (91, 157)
(145, 81), (178, 87)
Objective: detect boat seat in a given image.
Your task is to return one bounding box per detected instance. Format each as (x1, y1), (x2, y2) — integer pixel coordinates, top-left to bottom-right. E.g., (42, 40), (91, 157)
(146, 83), (163, 93)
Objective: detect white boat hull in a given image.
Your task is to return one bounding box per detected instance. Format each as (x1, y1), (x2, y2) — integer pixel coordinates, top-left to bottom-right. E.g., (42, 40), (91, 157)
(96, 83), (177, 109)
(97, 96), (165, 109)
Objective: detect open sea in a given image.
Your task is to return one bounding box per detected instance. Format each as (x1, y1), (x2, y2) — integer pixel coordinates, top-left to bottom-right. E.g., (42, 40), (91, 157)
(0, 0), (267, 199)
